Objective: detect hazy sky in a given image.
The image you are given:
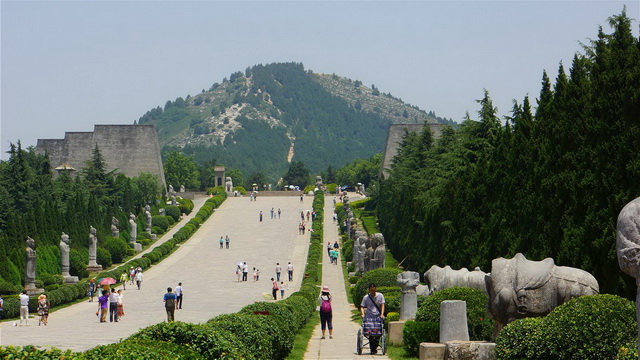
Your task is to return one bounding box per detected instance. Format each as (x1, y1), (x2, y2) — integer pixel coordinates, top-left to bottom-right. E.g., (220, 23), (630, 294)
(1, 1), (638, 159)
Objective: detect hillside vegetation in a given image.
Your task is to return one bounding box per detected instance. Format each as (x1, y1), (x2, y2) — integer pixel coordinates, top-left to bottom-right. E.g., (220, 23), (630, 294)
(138, 63), (451, 181)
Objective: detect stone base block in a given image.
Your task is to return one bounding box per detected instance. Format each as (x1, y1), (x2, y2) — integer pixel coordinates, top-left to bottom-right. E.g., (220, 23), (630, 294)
(132, 242), (143, 252)
(87, 265), (103, 273)
(63, 276), (79, 284)
(388, 321), (405, 345)
(420, 343), (446, 360)
(25, 287), (44, 296)
(445, 341), (495, 360)
(151, 234), (157, 241)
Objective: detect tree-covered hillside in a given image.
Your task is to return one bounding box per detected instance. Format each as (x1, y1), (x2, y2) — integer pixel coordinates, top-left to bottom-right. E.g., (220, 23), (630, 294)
(376, 11), (640, 298)
(138, 63), (449, 182)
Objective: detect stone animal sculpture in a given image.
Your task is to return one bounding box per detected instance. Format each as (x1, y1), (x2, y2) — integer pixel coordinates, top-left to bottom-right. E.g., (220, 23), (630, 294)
(485, 253), (599, 335)
(424, 265), (488, 295)
(616, 197), (640, 355)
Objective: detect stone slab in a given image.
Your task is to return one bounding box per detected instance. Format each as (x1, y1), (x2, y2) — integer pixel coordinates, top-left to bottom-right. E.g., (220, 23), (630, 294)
(440, 300), (469, 342)
(388, 320), (405, 345)
(445, 341), (496, 360)
(420, 342), (446, 360)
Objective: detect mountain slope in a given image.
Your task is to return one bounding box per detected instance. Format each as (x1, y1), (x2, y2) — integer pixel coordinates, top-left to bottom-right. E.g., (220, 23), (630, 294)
(138, 62), (451, 181)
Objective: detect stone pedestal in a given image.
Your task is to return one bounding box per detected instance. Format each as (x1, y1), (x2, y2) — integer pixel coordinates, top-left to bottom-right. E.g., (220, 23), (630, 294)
(400, 291), (418, 320)
(420, 343), (446, 360)
(87, 265), (103, 273)
(63, 275), (79, 284)
(131, 242), (143, 252)
(24, 284), (44, 296)
(151, 234), (157, 241)
(445, 341), (495, 360)
(440, 300), (469, 342)
(388, 321), (405, 345)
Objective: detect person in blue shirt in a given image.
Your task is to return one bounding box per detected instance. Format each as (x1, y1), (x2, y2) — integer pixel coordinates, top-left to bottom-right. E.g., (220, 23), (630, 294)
(163, 287), (177, 322)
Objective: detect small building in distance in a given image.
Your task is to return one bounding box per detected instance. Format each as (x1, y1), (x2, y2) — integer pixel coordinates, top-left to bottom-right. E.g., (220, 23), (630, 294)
(36, 124), (166, 189)
(380, 123), (446, 179)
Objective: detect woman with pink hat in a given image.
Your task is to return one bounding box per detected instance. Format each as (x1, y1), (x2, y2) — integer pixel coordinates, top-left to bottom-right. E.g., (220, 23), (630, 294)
(318, 285), (333, 339)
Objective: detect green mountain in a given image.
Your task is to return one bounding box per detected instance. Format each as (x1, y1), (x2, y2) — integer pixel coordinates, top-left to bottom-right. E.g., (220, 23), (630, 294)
(138, 62), (452, 181)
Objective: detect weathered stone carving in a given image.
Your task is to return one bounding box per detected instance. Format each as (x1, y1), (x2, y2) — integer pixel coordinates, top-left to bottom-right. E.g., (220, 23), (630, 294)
(180, 184), (185, 192)
(111, 217), (119, 238)
(129, 213), (142, 252)
(60, 233), (78, 283)
(397, 271), (420, 320)
(25, 237), (37, 289)
(355, 234), (368, 275)
(616, 197), (640, 355)
(87, 226), (102, 271)
(315, 176), (325, 191)
(225, 177), (233, 193)
(425, 265), (488, 295)
(144, 205), (152, 233)
(485, 253), (599, 335)
(371, 233), (386, 271)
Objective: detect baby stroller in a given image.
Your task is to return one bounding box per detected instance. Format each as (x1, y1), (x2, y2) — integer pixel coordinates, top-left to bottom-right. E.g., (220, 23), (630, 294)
(356, 316), (386, 355)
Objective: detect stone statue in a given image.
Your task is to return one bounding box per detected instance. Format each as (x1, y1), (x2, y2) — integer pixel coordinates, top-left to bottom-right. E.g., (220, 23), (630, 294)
(111, 217), (119, 238)
(180, 184), (185, 192)
(356, 235), (367, 275)
(145, 205), (152, 233)
(87, 225), (102, 271)
(25, 236), (37, 289)
(315, 176), (325, 191)
(59, 233), (78, 283)
(616, 197), (640, 355)
(169, 184), (174, 194)
(364, 237), (373, 272)
(171, 193), (177, 206)
(371, 233), (386, 271)
(485, 253), (599, 336)
(129, 213), (142, 252)
(425, 265), (488, 295)
(129, 213), (137, 242)
(397, 271), (420, 320)
(225, 177), (233, 193)
(60, 233), (71, 277)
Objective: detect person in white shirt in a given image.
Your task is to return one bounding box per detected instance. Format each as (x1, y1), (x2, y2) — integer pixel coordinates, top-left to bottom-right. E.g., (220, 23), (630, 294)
(175, 282), (183, 309)
(287, 262), (294, 281)
(135, 271), (143, 290)
(242, 262), (249, 282)
(275, 263), (282, 282)
(108, 288), (119, 322)
(19, 291), (29, 325)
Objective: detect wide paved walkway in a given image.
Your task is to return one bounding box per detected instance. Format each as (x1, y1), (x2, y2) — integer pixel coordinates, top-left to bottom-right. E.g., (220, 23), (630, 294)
(0, 195), (312, 351)
(304, 195), (389, 359)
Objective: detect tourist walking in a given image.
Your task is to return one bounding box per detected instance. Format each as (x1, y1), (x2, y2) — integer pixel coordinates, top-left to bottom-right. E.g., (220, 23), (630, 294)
(278, 208), (281, 219)
(300, 194), (303, 202)
(88, 278), (96, 302)
(236, 263), (243, 282)
(120, 271), (128, 290)
(259, 211), (263, 222)
(97, 290), (109, 323)
(163, 287), (177, 322)
(280, 281), (287, 298)
(116, 289), (124, 319)
(37, 294), (50, 326)
(242, 262), (249, 282)
(219, 236), (224, 249)
(270, 208), (274, 219)
(300, 211), (304, 221)
(175, 282), (183, 309)
(271, 278), (279, 300)
(253, 267), (258, 282)
(360, 283), (386, 354)
(225, 235), (230, 249)
(109, 288), (119, 322)
(19, 290), (29, 326)
(287, 262), (294, 281)
(275, 263), (282, 281)
(327, 242), (332, 257)
(129, 267), (136, 285)
(135, 271), (143, 290)
(319, 286), (333, 339)
(0, 294), (4, 321)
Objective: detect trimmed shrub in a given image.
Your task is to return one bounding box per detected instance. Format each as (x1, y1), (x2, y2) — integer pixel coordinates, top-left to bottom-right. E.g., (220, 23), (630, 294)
(104, 236), (130, 264)
(96, 247), (112, 268)
(69, 248), (87, 277)
(0, 345), (81, 359)
(349, 276), (359, 284)
(233, 186), (247, 195)
(84, 338), (202, 359)
(352, 268), (403, 310)
(403, 320), (439, 356)
(151, 226), (164, 235)
(326, 183), (337, 194)
(39, 273), (64, 286)
(35, 279), (44, 289)
(45, 284), (60, 292)
(415, 287), (493, 342)
(165, 206), (181, 222)
(138, 238), (152, 246)
(0, 280), (20, 295)
(138, 232), (152, 240)
(130, 321), (248, 359)
(165, 215), (175, 226)
(495, 317), (544, 360)
(152, 215), (169, 232)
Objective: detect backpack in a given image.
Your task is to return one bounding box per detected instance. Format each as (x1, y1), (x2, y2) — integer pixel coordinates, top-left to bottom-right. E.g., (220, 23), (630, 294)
(320, 298), (332, 313)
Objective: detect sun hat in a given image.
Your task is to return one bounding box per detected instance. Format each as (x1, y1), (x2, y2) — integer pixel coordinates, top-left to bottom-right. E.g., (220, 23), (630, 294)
(322, 286), (330, 292)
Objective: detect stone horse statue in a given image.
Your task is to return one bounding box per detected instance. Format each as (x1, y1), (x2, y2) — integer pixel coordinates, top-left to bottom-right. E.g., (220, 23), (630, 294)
(485, 253), (599, 336)
(424, 265), (488, 295)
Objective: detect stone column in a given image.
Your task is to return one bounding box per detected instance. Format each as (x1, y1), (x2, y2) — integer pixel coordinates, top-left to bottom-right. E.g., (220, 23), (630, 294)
(397, 271), (420, 320)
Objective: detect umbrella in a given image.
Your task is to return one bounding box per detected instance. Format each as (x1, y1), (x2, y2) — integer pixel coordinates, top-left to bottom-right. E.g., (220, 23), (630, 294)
(98, 277), (116, 285)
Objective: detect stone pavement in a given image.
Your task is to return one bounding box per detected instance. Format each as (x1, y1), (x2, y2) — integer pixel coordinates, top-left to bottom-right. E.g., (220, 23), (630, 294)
(304, 195), (389, 360)
(0, 195), (312, 351)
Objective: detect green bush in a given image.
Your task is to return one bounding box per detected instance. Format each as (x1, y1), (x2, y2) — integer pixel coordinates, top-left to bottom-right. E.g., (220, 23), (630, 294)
(233, 186), (247, 195)
(207, 185), (226, 195)
(326, 183), (337, 194)
(0, 345), (81, 359)
(126, 248), (135, 256)
(415, 287), (493, 341)
(138, 238), (151, 246)
(39, 273), (64, 286)
(45, 284), (60, 292)
(178, 197), (194, 214)
(104, 236), (130, 264)
(138, 232), (152, 240)
(0, 280), (20, 295)
(35, 279), (44, 289)
(151, 226), (164, 235)
(165, 206), (181, 222)
(131, 321), (248, 359)
(152, 215), (169, 232)
(165, 215), (175, 226)
(505, 294), (637, 360)
(84, 338), (202, 359)
(352, 268), (403, 310)
(361, 216), (380, 235)
(69, 248), (87, 277)
(96, 247), (112, 268)
(349, 276), (359, 284)
(403, 320), (440, 356)
(495, 317), (544, 360)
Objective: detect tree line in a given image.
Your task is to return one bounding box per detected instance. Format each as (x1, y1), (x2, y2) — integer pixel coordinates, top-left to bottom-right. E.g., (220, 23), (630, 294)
(376, 11), (640, 298)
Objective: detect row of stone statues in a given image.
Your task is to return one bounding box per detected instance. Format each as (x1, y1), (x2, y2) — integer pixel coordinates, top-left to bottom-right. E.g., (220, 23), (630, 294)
(353, 232), (386, 275)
